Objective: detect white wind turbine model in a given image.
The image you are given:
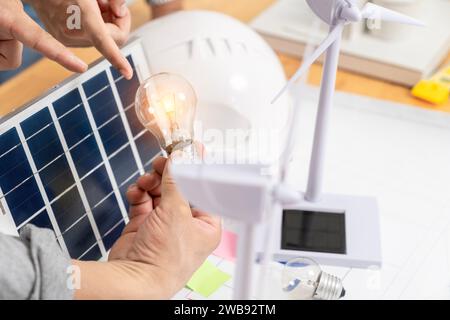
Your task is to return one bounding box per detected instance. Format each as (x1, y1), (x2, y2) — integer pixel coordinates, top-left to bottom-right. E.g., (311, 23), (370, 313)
(171, 0), (424, 300)
(268, 0), (425, 265)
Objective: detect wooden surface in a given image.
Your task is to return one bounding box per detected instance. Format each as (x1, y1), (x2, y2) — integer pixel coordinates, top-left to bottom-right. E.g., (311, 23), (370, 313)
(0, 0), (449, 117)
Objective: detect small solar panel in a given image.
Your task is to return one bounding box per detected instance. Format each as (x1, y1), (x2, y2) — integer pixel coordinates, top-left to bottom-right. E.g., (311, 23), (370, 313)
(0, 40), (160, 260)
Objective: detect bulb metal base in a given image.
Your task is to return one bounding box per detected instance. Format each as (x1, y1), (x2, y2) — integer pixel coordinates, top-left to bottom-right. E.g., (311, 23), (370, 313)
(314, 272), (345, 300)
(165, 139), (193, 155)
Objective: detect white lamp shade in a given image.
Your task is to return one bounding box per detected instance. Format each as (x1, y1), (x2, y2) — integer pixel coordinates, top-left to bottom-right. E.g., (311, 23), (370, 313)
(133, 11), (292, 163)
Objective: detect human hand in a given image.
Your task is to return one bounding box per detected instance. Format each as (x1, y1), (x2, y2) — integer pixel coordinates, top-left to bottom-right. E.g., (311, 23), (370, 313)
(0, 0), (87, 72)
(109, 155), (222, 297)
(72, 154), (221, 299)
(27, 0), (132, 79)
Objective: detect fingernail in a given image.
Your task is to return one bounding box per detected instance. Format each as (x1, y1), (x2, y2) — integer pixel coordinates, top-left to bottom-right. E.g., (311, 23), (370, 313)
(124, 68), (133, 80)
(119, 4), (127, 17)
(71, 55), (88, 72)
(128, 183), (138, 190)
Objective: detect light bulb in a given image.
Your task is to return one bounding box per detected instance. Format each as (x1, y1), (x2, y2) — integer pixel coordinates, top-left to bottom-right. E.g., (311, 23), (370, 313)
(282, 257), (345, 300)
(135, 73), (197, 155)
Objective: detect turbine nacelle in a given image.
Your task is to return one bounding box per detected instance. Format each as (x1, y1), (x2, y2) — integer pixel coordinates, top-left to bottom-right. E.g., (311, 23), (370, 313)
(340, 1), (425, 26)
(272, 0), (425, 104)
(340, 2), (362, 23)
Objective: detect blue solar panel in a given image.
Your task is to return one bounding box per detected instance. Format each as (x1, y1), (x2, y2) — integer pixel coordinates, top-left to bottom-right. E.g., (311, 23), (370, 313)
(21, 108), (53, 138)
(6, 178), (45, 226)
(92, 194), (123, 237)
(80, 244), (103, 261)
(0, 128), (21, 155)
(58, 105), (93, 148)
(81, 165), (114, 207)
(89, 88), (119, 127)
(26, 124), (64, 170)
(110, 146), (138, 185)
(0, 145), (33, 194)
(0, 43), (162, 261)
(83, 71), (109, 98)
(98, 117), (129, 156)
(125, 105), (145, 137)
(53, 88), (83, 116)
(51, 187), (85, 232)
(143, 162), (153, 176)
(119, 172), (140, 211)
(63, 214), (97, 258)
(40, 155), (75, 201)
(70, 135), (103, 178)
(136, 131), (160, 165)
(19, 210), (53, 233)
(102, 221), (126, 251)
(116, 72), (140, 108)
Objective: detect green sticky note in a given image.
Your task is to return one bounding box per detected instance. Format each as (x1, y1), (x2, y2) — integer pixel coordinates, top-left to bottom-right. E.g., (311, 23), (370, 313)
(186, 261), (231, 297)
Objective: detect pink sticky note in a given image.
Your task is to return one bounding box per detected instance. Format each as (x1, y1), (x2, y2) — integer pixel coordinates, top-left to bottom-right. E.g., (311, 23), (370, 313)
(213, 230), (237, 261)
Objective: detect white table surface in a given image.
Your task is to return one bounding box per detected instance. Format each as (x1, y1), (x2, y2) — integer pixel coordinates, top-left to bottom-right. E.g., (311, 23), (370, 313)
(175, 86), (450, 300)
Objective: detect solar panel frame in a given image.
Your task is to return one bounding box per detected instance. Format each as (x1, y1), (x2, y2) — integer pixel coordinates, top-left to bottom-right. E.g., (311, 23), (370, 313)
(0, 39), (156, 260)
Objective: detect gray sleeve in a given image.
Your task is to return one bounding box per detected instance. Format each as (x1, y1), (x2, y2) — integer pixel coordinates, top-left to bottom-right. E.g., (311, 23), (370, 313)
(0, 225), (73, 300)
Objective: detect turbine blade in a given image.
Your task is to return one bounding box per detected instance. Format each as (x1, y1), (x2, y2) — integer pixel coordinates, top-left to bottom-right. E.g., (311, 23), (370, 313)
(362, 3), (425, 27)
(271, 22), (344, 104)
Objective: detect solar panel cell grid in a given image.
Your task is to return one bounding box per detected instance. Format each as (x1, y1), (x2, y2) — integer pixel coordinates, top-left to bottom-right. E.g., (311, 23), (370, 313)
(51, 186), (85, 233)
(92, 194), (123, 237)
(109, 145), (139, 185)
(102, 221), (126, 251)
(0, 47), (159, 261)
(70, 135), (103, 178)
(19, 210), (53, 232)
(80, 244), (103, 261)
(144, 161), (153, 173)
(26, 124), (64, 170)
(89, 88), (119, 127)
(62, 214), (97, 258)
(0, 128), (21, 155)
(119, 172), (140, 211)
(135, 131), (160, 165)
(98, 116), (129, 156)
(6, 178), (45, 226)
(53, 88), (83, 117)
(116, 73), (140, 108)
(125, 105), (145, 137)
(83, 71), (109, 98)
(81, 165), (114, 208)
(39, 155), (75, 201)
(0, 145), (33, 194)
(21, 108), (53, 138)
(58, 105), (93, 148)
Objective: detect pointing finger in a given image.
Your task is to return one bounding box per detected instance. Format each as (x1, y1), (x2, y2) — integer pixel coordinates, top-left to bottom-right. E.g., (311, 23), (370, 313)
(85, 10), (132, 79)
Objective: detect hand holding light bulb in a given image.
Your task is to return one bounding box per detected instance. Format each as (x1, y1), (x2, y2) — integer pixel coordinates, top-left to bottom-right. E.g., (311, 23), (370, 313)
(135, 73), (197, 156)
